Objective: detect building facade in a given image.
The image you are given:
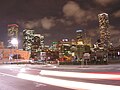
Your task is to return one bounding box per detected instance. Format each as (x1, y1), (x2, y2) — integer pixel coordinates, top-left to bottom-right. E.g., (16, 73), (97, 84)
(8, 24), (19, 49)
(98, 13), (110, 49)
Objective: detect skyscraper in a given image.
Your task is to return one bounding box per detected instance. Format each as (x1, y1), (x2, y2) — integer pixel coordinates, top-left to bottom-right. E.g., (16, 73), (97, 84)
(98, 13), (110, 49)
(23, 29), (34, 51)
(8, 24), (19, 49)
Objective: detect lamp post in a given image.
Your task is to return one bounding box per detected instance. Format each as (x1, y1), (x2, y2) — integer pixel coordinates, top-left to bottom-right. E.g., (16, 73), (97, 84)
(11, 38), (18, 62)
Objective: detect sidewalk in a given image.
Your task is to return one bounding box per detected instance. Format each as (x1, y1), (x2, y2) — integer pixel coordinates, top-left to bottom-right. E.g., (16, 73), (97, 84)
(1, 59), (120, 70)
(27, 63), (120, 70)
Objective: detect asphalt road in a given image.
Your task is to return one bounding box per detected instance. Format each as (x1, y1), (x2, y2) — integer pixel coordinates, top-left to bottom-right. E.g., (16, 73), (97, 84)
(0, 64), (120, 90)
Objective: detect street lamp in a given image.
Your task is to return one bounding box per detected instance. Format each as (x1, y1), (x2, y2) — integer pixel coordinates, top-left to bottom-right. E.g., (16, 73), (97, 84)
(9, 38), (19, 63)
(11, 38), (18, 49)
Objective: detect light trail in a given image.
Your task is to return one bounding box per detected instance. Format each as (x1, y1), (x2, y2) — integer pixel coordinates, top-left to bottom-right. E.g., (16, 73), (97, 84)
(17, 73), (120, 90)
(1, 69), (120, 90)
(40, 70), (120, 80)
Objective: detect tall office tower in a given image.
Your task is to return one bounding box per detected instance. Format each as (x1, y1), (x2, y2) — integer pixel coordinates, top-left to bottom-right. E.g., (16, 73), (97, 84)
(31, 34), (41, 58)
(32, 34), (44, 51)
(76, 30), (84, 45)
(40, 35), (44, 50)
(98, 13), (110, 49)
(76, 30), (84, 59)
(23, 29), (34, 52)
(8, 24), (19, 49)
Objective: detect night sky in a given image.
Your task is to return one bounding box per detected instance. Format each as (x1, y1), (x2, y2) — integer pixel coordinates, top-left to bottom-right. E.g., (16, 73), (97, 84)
(0, 0), (120, 48)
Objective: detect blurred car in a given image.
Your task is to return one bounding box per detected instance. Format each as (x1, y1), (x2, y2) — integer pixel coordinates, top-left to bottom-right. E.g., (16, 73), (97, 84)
(29, 59), (45, 64)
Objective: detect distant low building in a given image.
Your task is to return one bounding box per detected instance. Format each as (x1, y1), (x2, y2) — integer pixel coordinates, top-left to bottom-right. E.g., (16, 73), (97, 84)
(0, 49), (30, 60)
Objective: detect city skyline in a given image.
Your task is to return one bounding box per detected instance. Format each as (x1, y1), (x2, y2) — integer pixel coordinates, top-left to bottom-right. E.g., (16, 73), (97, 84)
(0, 0), (120, 48)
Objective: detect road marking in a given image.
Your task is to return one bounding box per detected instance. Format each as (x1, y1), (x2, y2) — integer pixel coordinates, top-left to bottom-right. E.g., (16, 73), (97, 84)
(33, 82), (46, 87)
(0, 72), (17, 78)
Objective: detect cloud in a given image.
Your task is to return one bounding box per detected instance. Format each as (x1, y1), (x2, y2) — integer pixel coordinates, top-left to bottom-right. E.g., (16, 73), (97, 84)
(63, 1), (83, 17)
(63, 1), (84, 23)
(17, 20), (41, 29)
(17, 17), (56, 30)
(41, 17), (55, 30)
(24, 21), (41, 29)
(95, 0), (118, 6)
(113, 10), (120, 18)
(58, 18), (73, 26)
(17, 1), (99, 30)
(63, 1), (97, 24)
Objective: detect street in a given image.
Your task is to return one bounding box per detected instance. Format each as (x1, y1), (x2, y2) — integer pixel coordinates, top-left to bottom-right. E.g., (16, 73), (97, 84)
(0, 64), (120, 90)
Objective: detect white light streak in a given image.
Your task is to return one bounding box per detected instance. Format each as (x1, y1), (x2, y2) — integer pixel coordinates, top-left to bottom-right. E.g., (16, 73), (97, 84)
(40, 70), (120, 80)
(0, 72), (120, 90)
(17, 73), (120, 90)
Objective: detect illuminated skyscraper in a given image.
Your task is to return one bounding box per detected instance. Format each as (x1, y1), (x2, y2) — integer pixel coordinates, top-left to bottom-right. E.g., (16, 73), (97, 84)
(76, 30), (84, 45)
(23, 29), (34, 51)
(98, 13), (110, 49)
(8, 24), (19, 49)
(31, 34), (41, 58)
(23, 29), (45, 58)
(76, 30), (84, 60)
